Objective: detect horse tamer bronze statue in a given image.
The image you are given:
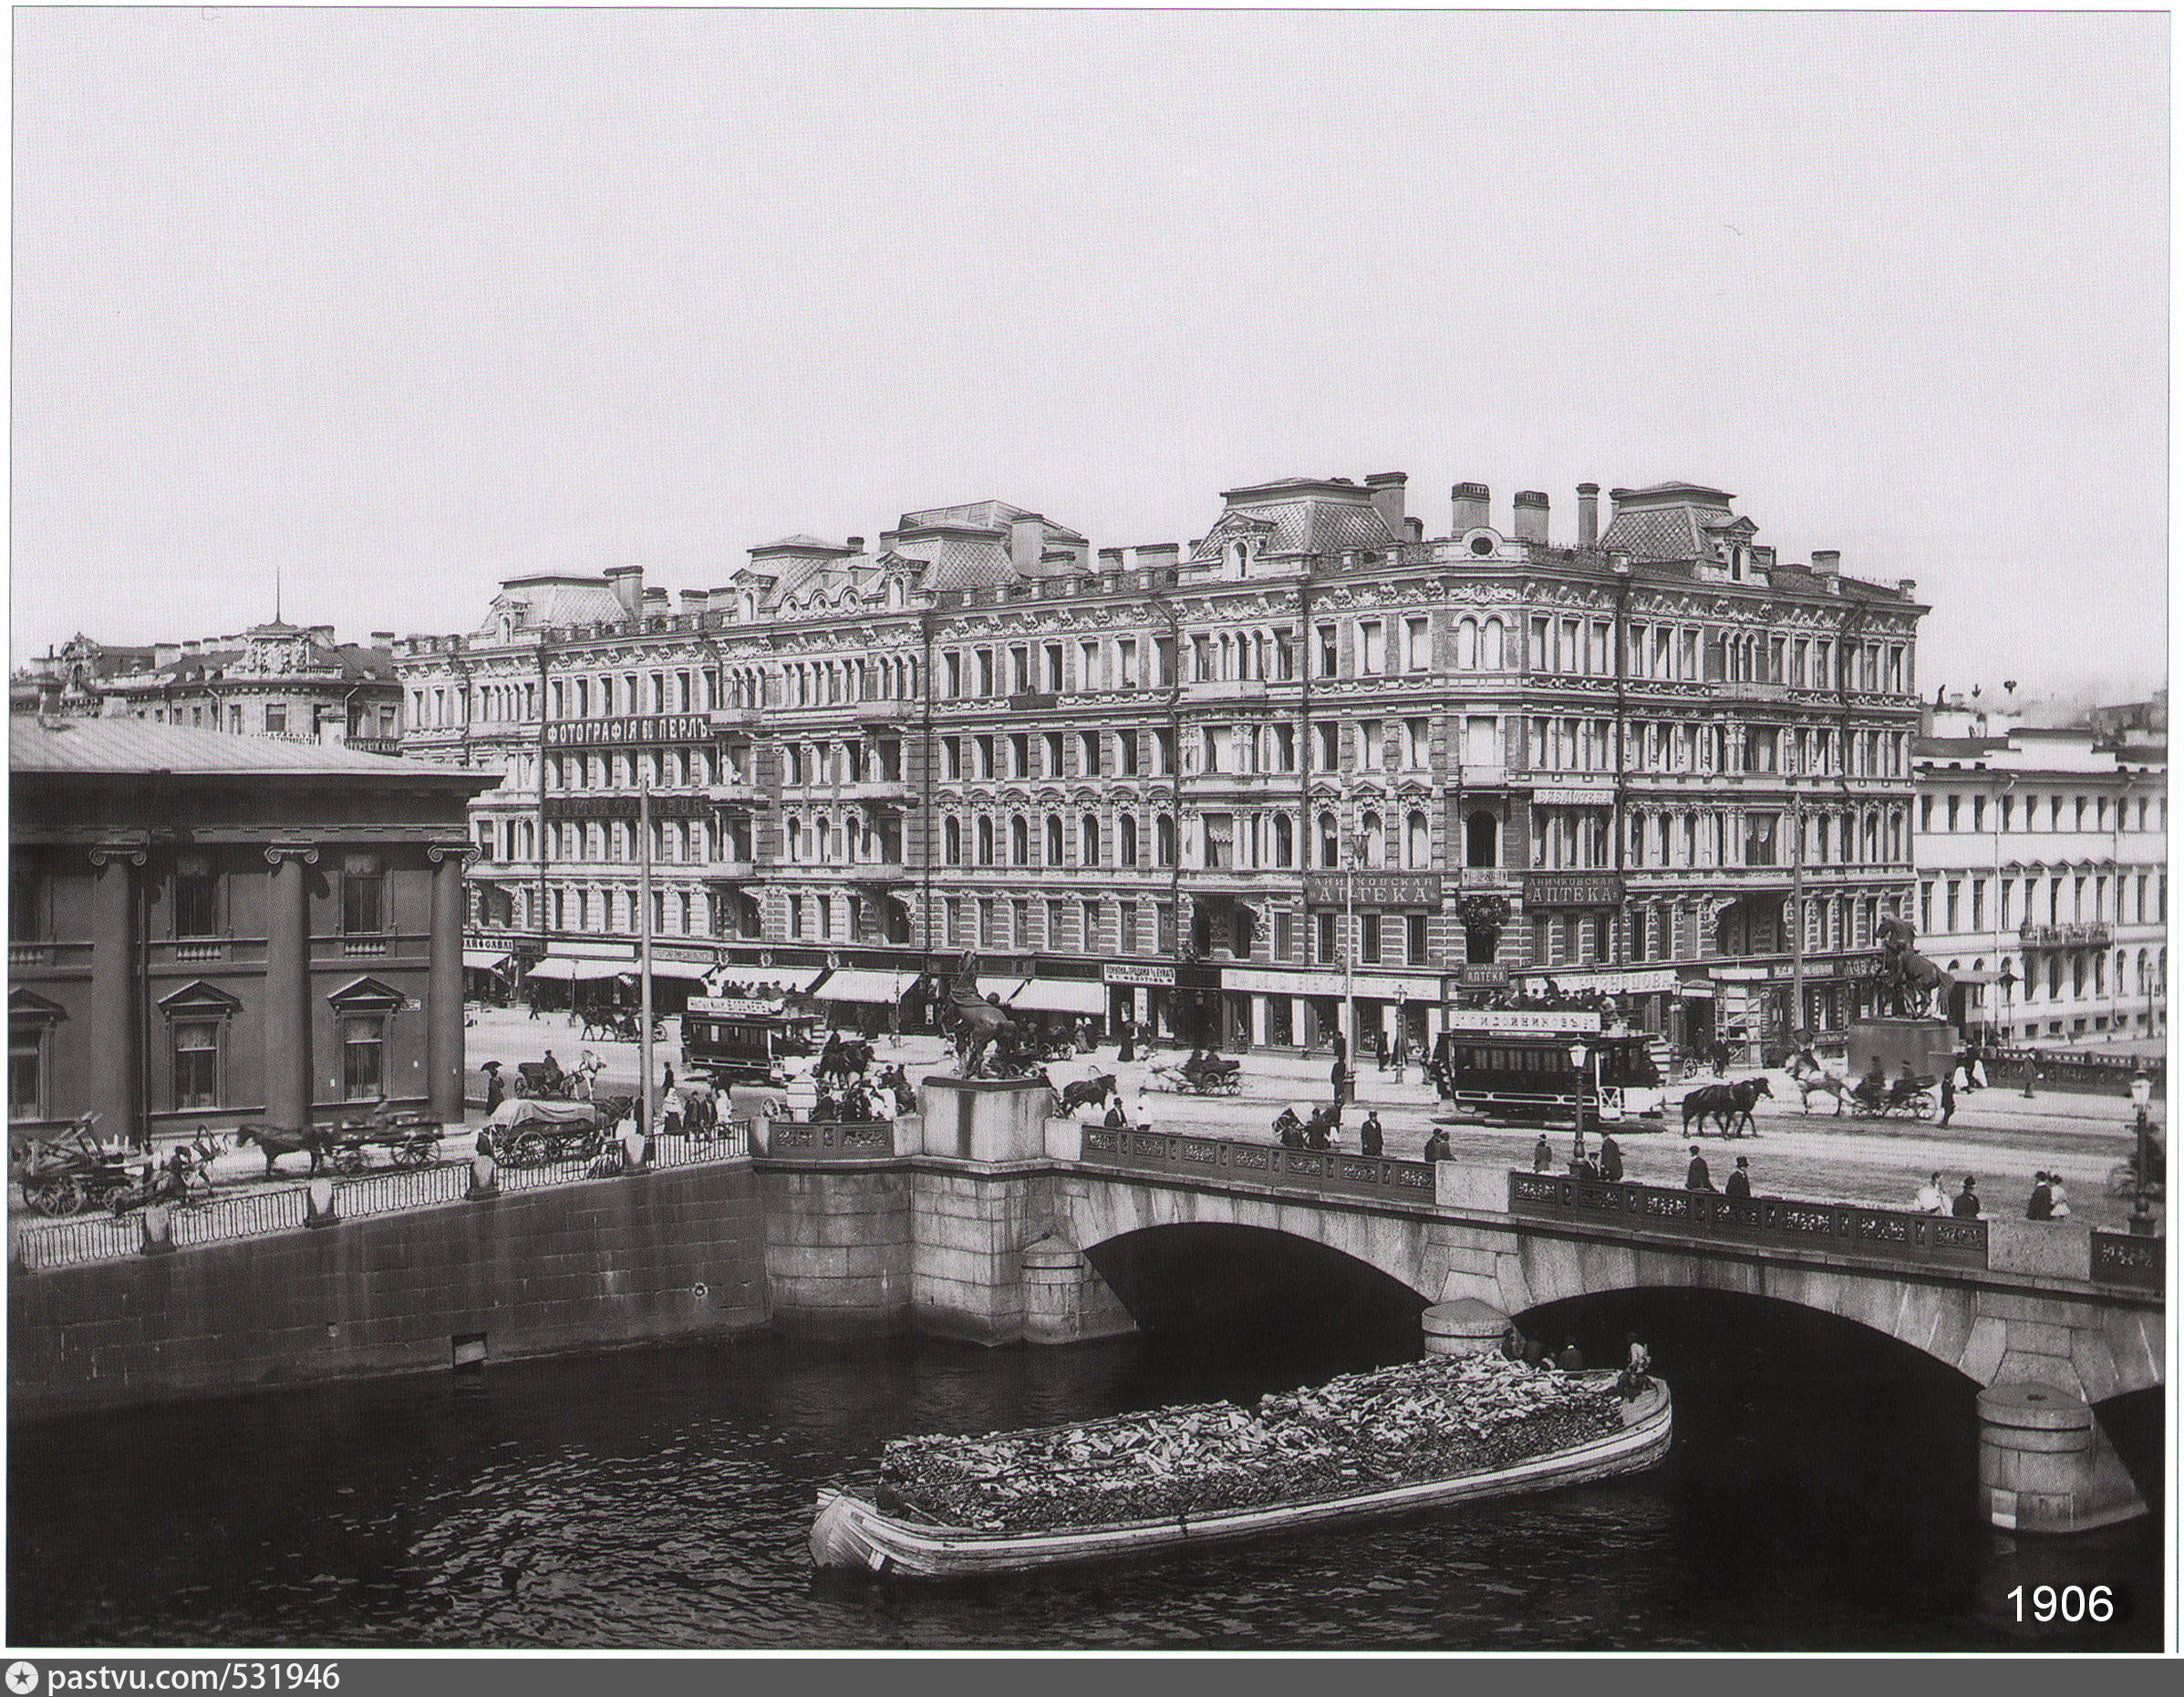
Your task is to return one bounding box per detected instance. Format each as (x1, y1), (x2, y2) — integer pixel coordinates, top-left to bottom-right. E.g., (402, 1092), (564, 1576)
(1873, 915), (1957, 1019)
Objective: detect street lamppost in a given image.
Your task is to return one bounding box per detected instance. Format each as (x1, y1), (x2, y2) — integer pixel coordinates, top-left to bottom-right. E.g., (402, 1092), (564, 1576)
(2127, 1071), (2159, 1234)
(1568, 1040), (1598, 1146)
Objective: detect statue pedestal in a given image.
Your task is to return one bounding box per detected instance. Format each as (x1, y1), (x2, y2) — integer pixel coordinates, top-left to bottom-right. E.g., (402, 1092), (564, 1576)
(1849, 1017), (1958, 1081)
(916, 1076), (1052, 1164)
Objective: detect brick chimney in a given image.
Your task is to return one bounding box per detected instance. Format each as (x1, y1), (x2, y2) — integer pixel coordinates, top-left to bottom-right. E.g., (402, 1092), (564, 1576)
(1811, 549), (1840, 574)
(368, 631), (396, 648)
(1451, 482), (1491, 533)
(1098, 548), (1125, 567)
(1513, 491), (1549, 544)
(604, 565), (645, 619)
(1364, 472), (1407, 538)
(845, 536), (864, 551)
(1577, 483), (1600, 546)
(1132, 543), (1181, 570)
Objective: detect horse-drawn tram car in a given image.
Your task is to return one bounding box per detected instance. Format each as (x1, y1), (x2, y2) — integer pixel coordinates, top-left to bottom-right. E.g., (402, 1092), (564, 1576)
(681, 995), (825, 1085)
(811, 1353), (1671, 1578)
(1431, 1010), (1667, 1128)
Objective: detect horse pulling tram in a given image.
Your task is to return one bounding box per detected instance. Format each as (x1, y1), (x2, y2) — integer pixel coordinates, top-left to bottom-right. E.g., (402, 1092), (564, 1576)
(682, 996), (826, 1085)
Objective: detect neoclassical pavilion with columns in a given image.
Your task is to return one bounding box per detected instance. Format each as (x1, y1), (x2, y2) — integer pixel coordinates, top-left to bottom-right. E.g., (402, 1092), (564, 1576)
(9, 719), (495, 1144)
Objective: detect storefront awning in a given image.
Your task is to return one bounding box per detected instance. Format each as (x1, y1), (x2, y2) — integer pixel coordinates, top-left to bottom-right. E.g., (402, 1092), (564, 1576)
(708, 967), (825, 996)
(462, 950), (512, 970)
(1008, 978), (1108, 1016)
(813, 968), (917, 1005)
(525, 956), (629, 983)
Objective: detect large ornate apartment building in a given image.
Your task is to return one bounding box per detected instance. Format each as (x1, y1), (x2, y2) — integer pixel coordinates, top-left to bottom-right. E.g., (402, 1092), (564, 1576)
(395, 475), (1925, 1057)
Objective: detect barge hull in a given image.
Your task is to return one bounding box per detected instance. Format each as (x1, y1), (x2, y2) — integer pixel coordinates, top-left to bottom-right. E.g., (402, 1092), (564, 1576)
(812, 1381), (1671, 1578)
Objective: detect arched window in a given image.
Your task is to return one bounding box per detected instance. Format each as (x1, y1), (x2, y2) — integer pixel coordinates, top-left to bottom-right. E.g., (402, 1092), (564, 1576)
(943, 817), (962, 864)
(1481, 618), (1505, 669)
(1155, 813), (1176, 866)
(1361, 812), (1385, 868)
(1011, 816), (1030, 865)
(1045, 815), (1063, 864)
(1455, 619), (1478, 669)
(1465, 810), (1497, 869)
(1319, 812), (1340, 868)
(1273, 813), (1294, 867)
(1119, 814), (1139, 866)
(1229, 539), (1250, 579)
(1407, 811), (1430, 869)
(1081, 814), (1101, 867)
(977, 817), (996, 865)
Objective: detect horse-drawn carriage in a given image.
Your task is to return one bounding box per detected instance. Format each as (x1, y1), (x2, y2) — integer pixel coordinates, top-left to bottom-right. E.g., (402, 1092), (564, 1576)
(1146, 1053), (1243, 1097)
(323, 1110), (443, 1175)
(482, 1094), (635, 1167)
(11, 1116), (146, 1216)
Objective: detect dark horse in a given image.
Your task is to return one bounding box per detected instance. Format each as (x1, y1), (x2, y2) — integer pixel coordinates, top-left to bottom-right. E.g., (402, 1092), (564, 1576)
(1679, 1077), (1774, 1138)
(1057, 1073), (1119, 1115)
(233, 1123), (343, 1177)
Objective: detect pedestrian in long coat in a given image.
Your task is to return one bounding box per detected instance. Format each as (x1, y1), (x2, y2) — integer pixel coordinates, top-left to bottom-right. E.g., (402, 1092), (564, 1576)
(1598, 1132), (1624, 1183)
(1685, 1145), (1716, 1192)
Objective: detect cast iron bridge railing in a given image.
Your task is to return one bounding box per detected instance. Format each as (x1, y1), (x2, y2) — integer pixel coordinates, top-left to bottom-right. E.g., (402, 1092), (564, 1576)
(2089, 1229), (2164, 1291)
(1080, 1125), (1437, 1206)
(1508, 1171), (1990, 1269)
(762, 1121), (896, 1158)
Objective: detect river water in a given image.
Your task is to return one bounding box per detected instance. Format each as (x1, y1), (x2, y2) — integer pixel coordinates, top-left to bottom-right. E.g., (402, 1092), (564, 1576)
(8, 1318), (2163, 1651)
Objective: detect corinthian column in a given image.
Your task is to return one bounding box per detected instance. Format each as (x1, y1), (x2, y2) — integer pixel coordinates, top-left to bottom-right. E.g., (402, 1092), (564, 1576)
(87, 841), (146, 1148)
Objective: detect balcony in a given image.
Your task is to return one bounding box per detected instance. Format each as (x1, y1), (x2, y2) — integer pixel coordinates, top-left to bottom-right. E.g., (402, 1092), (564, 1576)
(709, 707), (764, 730)
(842, 780), (914, 804)
(854, 699), (920, 726)
(2020, 922), (2112, 949)
(1184, 678), (1269, 703)
(1712, 681), (1792, 704)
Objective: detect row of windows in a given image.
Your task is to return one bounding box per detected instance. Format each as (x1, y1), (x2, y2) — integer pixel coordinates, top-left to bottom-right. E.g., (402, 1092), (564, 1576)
(1920, 872), (2168, 935)
(7, 870), (391, 943)
(1531, 806), (1908, 872)
(1920, 791), (2166, 835)
(8, 1013), (389, 1123)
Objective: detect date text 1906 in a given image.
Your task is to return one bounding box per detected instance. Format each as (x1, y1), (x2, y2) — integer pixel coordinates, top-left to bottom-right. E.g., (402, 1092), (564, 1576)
(2008, 1585), (2117, 1625)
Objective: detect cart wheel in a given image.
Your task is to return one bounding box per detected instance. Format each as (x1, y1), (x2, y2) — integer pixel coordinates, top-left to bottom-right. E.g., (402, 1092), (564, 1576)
(1912, 1092), (1937, 1119)
(394, 1139), (432, 1170)
(29, 1175), (78, 1217)
(511, 1131), (549, 1167)
(332, 1147), (367, 1176)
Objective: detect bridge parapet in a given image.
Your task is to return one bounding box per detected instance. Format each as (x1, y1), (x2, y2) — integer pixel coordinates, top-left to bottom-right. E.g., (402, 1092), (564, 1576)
(2090, 1229), (2164, 1292)
(1507, 1171), (1990, 1271)
(1080, 1125), (1436, 1207)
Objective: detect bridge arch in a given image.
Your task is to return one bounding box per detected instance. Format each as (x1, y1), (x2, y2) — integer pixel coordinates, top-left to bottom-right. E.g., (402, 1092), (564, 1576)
(1055, 1174), (2162, 1402)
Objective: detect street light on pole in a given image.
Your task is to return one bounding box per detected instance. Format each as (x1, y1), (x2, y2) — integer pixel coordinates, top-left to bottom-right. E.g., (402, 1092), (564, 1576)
(2127, 1071), (2159, 1234)
(1568, 1040), (1596, 1145)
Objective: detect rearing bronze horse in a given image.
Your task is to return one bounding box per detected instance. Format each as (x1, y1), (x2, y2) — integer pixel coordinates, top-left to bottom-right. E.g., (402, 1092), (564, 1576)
(942, 954), (1018, 1079)
(1874, 916), (1957, 1019)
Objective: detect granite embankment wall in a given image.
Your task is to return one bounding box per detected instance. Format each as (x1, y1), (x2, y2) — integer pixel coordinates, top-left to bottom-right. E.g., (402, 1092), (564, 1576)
(9, 1162), (768, 1421)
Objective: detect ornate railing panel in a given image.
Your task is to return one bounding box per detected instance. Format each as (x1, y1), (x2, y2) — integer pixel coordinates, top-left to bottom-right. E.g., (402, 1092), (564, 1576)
(1507, 1171), (1990, 1268)
(2089, 1229), (2164, 1291)
(1079, 1126), (1435, 1205)
(762, 1120), (895, 1158)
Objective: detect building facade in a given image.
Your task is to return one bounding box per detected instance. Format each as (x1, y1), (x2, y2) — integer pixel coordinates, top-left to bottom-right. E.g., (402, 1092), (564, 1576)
(9, 720), (493, 1146)
(1913, 707), (2166, 1047)
(396, 476), (1925, 1057)
(12, 623), (405, 753)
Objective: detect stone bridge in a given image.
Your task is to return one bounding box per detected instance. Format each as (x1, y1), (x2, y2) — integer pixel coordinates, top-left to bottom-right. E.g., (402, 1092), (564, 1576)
(757, 1080), (2165, 1534)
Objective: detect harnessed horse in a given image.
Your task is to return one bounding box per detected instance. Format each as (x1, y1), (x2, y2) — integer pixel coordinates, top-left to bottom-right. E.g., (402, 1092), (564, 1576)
(1679, 1076), (1774, 1138)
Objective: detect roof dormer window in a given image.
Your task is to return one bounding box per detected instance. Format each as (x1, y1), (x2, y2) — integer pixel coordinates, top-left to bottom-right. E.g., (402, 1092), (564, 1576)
(1228, 540), (1251, 580)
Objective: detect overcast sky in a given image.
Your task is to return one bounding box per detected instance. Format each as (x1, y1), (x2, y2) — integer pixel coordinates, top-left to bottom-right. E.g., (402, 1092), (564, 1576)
(11, 8), (2168, 702)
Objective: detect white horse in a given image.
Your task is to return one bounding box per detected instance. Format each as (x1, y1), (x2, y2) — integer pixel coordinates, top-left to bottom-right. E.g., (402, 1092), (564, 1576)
(568, 1050), (606, 1102)
(1785, 1048), (1852, 1115)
